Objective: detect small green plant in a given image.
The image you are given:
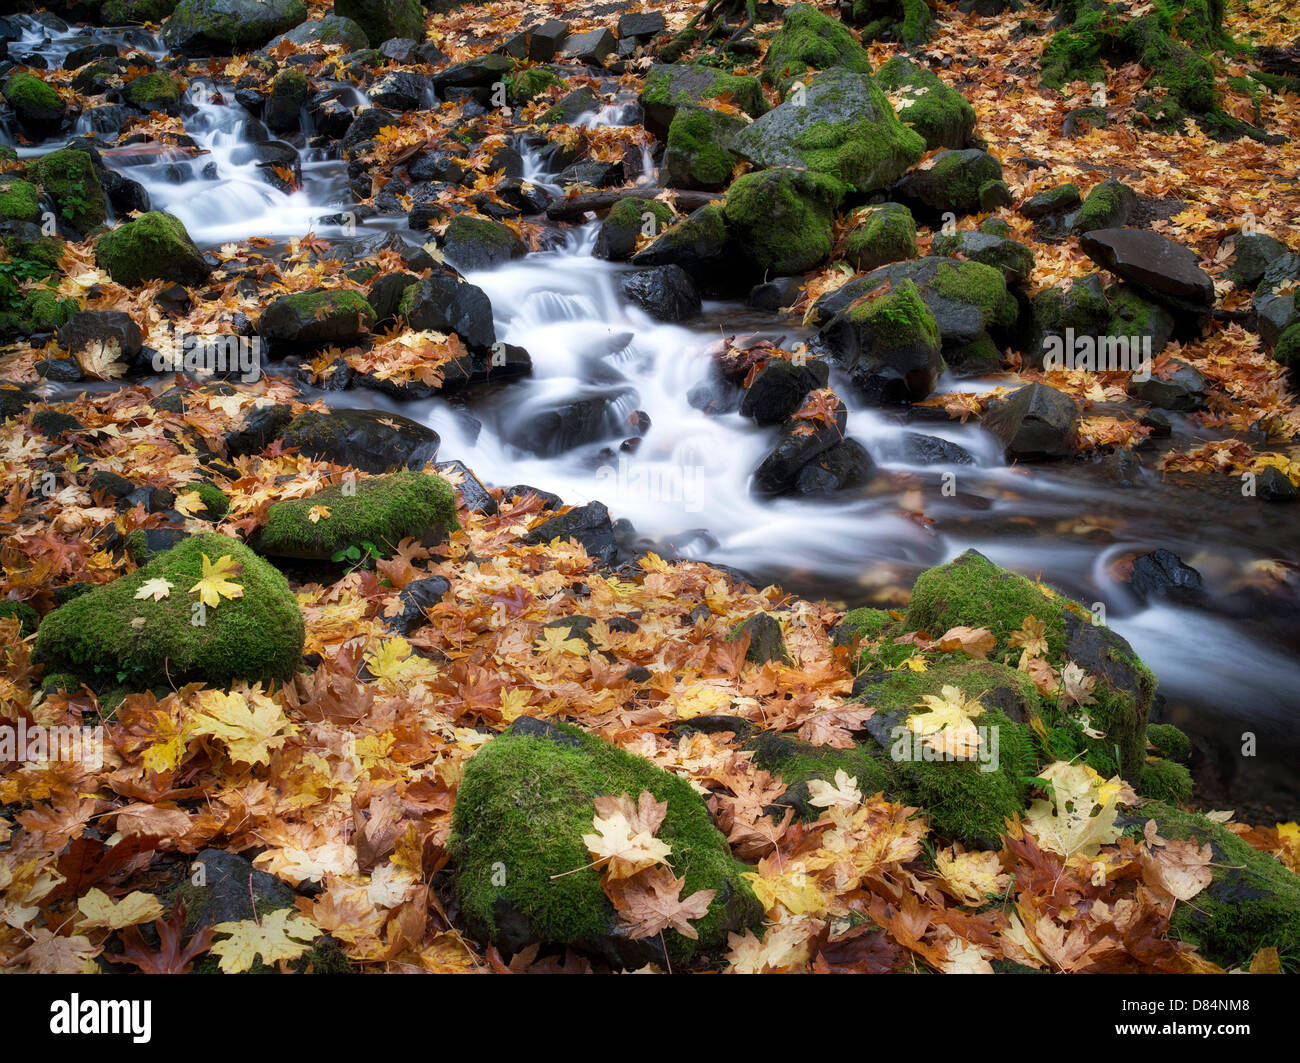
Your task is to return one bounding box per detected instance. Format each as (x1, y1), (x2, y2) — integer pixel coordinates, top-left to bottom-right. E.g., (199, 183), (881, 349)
(330, 540), (383, 568)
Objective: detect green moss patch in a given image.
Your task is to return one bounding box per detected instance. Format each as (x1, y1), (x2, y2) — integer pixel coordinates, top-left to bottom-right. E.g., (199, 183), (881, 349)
(762, 2), (874, 96)
(35, 533), (303, 690)
(29, 149), (108, 233)
(722, 166), (842, 275)
(258, 470), (457, 561)
(449, 717), (763, 966)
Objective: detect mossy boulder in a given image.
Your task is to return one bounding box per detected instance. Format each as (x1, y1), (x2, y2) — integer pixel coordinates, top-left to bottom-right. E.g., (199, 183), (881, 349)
(2, 73), (65, 135)
(258, 288), (374, 345)
(875, 56), (976, 150)
(906, 549), (1156, 778)
(126, 71), (184, 112)
(722, 167), (842, 276)
(736, 69), (924, 196)
(438, 215), (527, 272)
(819, 278), (943, 404)
(22, 288), (78, 331)
(163, 0), (309, 54)
(594, 197), (675, 261)
(449, 716), (764, 968)
(1130, 801), (1300, 968)
(891, 148), (1004, 218)
(846, 0), (934, 47)
(95, 211), (212, 287)
(631, 203), (747, 295)
(639, 64), (768, 139)
(812, 257), (1017, 372)
(762, 2), (874, 95)
(1072, 177), (1138, 234)
(663, 104), (747, 192)
(29, 149), (109, 233)
(1137, 758), (1193, 803)
(932, 227), (1036, 287)
(0, 179), (41, 223)
(334, 0), (423, 49)
(265, 14), (369, 50)
(35, 533), (303, 690)
(102, 0), (181, 23)
(278, 408), (441, 474)
(844, 203), (917, 272)
(257, 470), (457, 561)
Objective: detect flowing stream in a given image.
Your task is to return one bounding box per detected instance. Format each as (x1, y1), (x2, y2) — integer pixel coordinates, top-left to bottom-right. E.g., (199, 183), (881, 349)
(7, 14), (1299, 817)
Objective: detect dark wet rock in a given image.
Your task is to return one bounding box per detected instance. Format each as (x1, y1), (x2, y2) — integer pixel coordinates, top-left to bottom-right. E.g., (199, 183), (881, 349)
(503, 484), (564, 511)
(1251, 252), (1299, 348)
(792, 438), (874, 495)
(1021, 183), (1080, 219)
(740, 359), (830, 426)
(222, 403), (294, 458)
(981, 383), (1079, 461)
(399, 272), (496, 352)
(369, 70), (431, 111)
(817, 278), (944, 404)
(631, 203), (748, 295)
(3, 71), (66, 136)
(505, 393), (630, 457)
(430, 53), (513, 96)
(383, 575), (452, 635)
(899, 431), (975, 465)
(1079, 228), (1214, 308)
(844, 202), (916, 272)
(1228, 232), (1287, 290)
(36, 356), (85, 383)
(342, 108), (399, 158)
(522, 501), (618, 564)
(1128, 358), (1207, 412)
(367, 271), (420, 322)
(184, 849), (296, 930)
(1257, 465), (1298, 502)
(278, 408), (440, 474)
(729, 612), (790, 665)
(619, 12), (665, 40)
(408, 150), (465, 184)
(749, 276), (804, 312)
(752, 397), (848, 496)
(495, 177), (552, 215)
(501, 19), (569, 62)
(57, 311), (143, 360)
(1127, 549), (1204, 604)
(663, 103), (747, 192)
(266, 14), (370, 51)
(620, 265), (701, 323)
(559, 28), (615, 66)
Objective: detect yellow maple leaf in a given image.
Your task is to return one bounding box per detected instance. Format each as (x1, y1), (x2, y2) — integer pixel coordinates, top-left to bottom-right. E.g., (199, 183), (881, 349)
(806, 768), (863, 811)
(133, 577), (173, 601)
(1025, 761), (1123, 858)
(172, 490), (204, 517)
(209, 909), (320, 973)
(306, 504), (331, 524)
(935, 846), (1009, 905)
(741, 866), (827, 917)
(76, 888), (164, 930)
(1009, 615), (1050, 659)
(191, 688), (297, 766)
(582, 793), (672, 880)
(189, 553), (244, 608)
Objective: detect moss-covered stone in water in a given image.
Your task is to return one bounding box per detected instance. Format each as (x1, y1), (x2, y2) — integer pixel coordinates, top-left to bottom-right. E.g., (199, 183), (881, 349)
(722, 167), (842, 276)
(874, 56), (975, 150)
(0, 179), (41, 223)
(1135, 801), (1300, 968)
(449, 717), (764, 966)
(3, 72), (64, 126)
(29, 149), (108, 233)
(94, 211), (210, 287)
(594, 197), (675, 261)
(258, 470), (457, 561)
(126, 71), (183, 109)
(844, 203), (917, 272)
(35, 533), (303, 690)
(930, 259), (1018, 330)
(845, 277), (940, 354)
(663, 105), (745, 192)
(762, 3), (874, 95)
